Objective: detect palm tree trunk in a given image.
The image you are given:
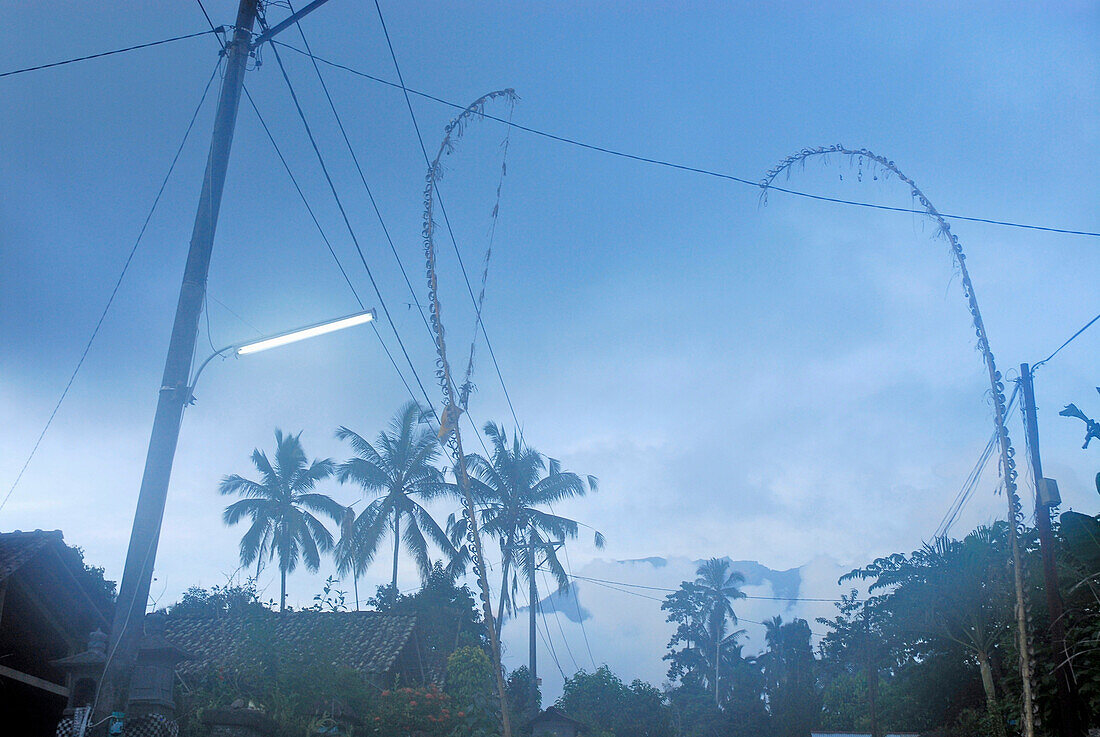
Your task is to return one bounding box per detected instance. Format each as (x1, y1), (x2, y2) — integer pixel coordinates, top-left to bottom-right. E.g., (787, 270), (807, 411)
(978, 651), (1009, 737)
(495, 531), (516, 637)
(353, 573), (360, 611)
(280, 568), (287, 612)
(392, 511), (401, 591)
(715, 636), (720, 706)
(866, 659), (878, 737)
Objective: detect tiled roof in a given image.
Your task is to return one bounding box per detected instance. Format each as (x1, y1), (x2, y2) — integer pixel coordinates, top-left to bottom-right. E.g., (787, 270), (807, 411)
(163, 611), (417, 677)
(532, 706), (586, 727)
(0, 529), (62, 582)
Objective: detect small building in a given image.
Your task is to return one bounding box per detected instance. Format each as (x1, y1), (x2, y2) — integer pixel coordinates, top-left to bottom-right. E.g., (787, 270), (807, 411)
(531, 706), (587, 737)
(0, 530), (114, 736)
(163, 610), (430, 688)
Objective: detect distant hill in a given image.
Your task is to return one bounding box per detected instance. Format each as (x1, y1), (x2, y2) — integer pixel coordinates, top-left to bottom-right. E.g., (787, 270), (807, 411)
(499, 554), (853, 702)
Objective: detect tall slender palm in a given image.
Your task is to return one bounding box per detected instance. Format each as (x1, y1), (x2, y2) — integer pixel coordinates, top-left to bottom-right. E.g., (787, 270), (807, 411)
(448, 422), (603, 635)
(220, 429), (343, 611)
(335, 401), (456, 591)
(334, 505), (365, 610)
(695, 558), (746, 704)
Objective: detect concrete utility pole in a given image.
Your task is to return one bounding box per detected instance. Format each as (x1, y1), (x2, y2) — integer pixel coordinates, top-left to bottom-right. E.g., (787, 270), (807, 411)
(1019, 363), (1088, 735)
(527, 538), (562, 719)
(97, 0), (259, 719)
(529, 536), (538, 717)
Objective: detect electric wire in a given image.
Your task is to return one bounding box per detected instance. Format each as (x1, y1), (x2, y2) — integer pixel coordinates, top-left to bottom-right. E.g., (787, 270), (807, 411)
(562, 542), (598, 669)
(931, 434), (997, 541)
(539, 568), (580, 673)
(369, 5), (593, 677)
(208, 293), (264, 336)
(249, 10), (498, 463)
(520, 582), (568, 681)
(931, 383), (1021, 541)
(0, 58), (223, 514)
(1033, 311), (1100, 370)
(263, 35), (441, 424)
(193, 0), (218, 34)
(540, 567), (845, 603)
(368, 1), (525, 434)
(239, 84), (424, 411)
(193, 2), (421, 410)
(284, 1), (434, 343)
(575, 574), (828, 638)
(272, 41), (1100, 240)
(0, 29), (220, 79)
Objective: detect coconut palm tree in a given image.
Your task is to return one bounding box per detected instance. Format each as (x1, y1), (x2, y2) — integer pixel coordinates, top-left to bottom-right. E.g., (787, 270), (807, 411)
(447, 422), (602, 636)
(334, 504), (365, 610)
(843, 523), (1013, 737)
(695, 558), (746, 704)
(220, 429), (343, 611)
(335, 401), (456, 591)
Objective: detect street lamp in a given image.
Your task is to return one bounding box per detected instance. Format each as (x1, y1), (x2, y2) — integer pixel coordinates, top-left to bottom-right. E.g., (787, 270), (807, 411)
(188, 308), (375, 397)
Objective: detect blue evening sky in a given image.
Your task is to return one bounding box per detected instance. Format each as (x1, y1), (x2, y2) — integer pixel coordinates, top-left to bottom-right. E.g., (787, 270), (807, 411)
(2, 0), (1098, 630)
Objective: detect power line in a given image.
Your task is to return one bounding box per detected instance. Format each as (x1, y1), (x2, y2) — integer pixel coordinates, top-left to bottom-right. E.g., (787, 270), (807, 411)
(284, 2), (434, 343)
(258, 7), (497, 462)
(197, 0), (429, 423)
(524, 582), (569, 681)
(272, 41), (1100, 240)
(263, 34), (441, 424)
(0, 29), (221, 79)
(239, 84), (424, 412)
(546, 568), (845, 603)
(562, 543), (597, 669)
(1, 58), (223, 514)
(539, 568), (580, 673)
(576, 575), (827, 638)
(931, 382), (1020, 541)
(207, 294), (264, 336)
(368, 2), (525, 433)
(1034, 311), (1100, 370)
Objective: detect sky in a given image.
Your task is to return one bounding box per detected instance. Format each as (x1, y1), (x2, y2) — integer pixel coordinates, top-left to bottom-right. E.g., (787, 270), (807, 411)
(2, 0), (1099, 689)
(498, 555), (854, 701)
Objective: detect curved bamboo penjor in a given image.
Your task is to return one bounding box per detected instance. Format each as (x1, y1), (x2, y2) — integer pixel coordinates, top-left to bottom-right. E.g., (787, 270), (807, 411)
(423, 89), (517, 737)
(762, 145), (1035, 737)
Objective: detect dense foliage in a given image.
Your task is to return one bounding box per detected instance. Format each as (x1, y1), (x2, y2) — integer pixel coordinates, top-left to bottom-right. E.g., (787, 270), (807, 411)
(191, 405), (1100, 737)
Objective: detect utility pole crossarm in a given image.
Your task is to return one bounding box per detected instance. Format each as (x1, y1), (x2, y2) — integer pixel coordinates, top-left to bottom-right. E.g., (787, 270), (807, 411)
(250, 0), (333, 50)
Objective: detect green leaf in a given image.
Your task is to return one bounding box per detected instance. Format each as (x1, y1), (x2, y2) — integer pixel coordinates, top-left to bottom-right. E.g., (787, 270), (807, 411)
(1060, 510), (1100, 572)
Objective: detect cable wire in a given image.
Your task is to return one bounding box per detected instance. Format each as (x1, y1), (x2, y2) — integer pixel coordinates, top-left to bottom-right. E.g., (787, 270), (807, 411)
(285, 1), (434, 342)
(576, 574), (828, 638)
(931, 383), (1020, 541)
(0, 29), (220, 79)
(263, 32), (440, 422)
(1034, 311), (1100, 370)
(562, 542), (597, 669)
(521, 582), (568, 681)
(239, 83), (424, 416)
(272, 40), (1100, 240)
(1, 58), (223, 513)
(540, 567), (845, 603)
(369, 1), (525, 433)
(539, 568), (579, 673)
(261, 2), (498, 461)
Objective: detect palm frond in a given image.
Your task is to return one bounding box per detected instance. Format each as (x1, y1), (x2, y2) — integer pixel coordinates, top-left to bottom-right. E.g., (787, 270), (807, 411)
(223, 498), (273, 525)
(219, 475), (268, 498)
(297, 492), (345, 523)
(336, 457), (391, 490)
